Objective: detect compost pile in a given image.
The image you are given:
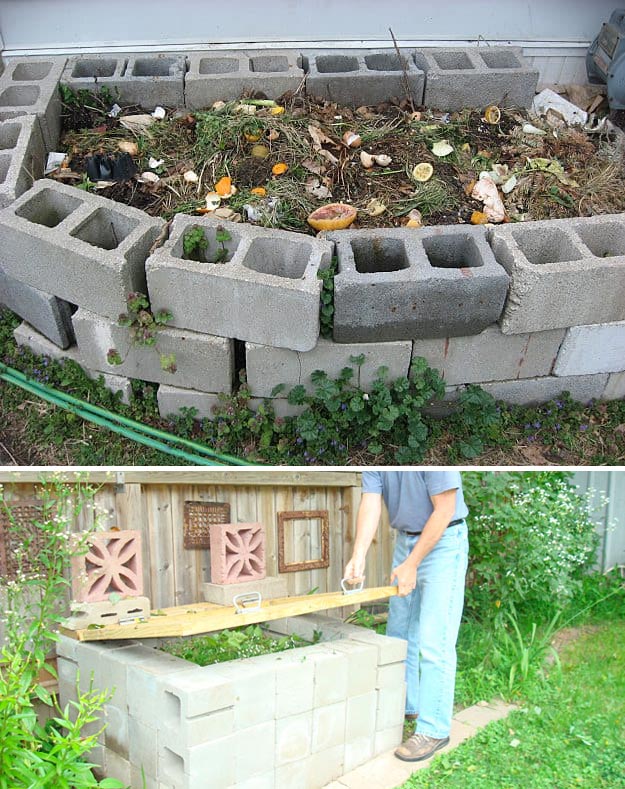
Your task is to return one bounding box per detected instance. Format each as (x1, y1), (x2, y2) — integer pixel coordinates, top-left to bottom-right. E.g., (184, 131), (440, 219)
(53, 85), (625, 235)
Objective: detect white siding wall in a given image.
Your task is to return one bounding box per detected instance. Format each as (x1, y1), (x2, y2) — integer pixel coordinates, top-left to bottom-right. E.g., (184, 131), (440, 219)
(573, 471), (625, 571)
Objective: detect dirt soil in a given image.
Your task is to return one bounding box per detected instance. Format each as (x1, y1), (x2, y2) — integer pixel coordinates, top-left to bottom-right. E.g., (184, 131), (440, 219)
(52, 87), (625, 235)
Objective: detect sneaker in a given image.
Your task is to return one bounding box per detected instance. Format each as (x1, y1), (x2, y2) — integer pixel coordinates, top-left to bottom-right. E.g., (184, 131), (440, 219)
(394, 732), (450, 762)
(404, 713), (419, 721)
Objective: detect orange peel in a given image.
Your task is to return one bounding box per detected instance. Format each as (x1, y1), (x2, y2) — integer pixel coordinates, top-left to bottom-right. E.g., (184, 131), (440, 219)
(307, 203), (357, 231)
(251, 187), (267, 196)
(484, 105), (501, 125)
(470, 210), (489, 225)
(272, 162), (289, 176)
(215, 176), (234, 197)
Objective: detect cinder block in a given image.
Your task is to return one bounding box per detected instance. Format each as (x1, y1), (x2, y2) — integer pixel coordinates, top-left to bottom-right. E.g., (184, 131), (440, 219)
(159, 707), (234, 750)
(104, 703), (129, 759)
(64, 596), (150, 629)
(103, 748), (132, 786)
(304, 50), (424, 106)
(604, 371), (625, 400)
(329, 225), (508, 342)
(131, 766), (159, 789)
(414, 47), (538, 110)
(310, 645), (349, 706)
(13, 321), (133, 402)
(449, 373), (609, 405)
(374, 724), (403, 755)
(146, 213), (332, 351)
(322, 640), (378, 697)
(70, 529), (143, 602)
(238, 772), (275, 789)
(275, 711), (312, 766)
(343, 736), (373, 773)
(274, 758), (310, 789)
(186, 50), (304, 108)
(209, 522), (266, 584)
(128, 716), (157, 779)
(248, 397), (305, 419)
(273, 649), (315, 718)
(491, 215), (625, 334)
(0, 179), (164, 319)
(376, 683), (407, 731)
(160, 736), (236, 788)
(158, 665), (235, 721)
(125, 648), (198, 724)
(213, 659), (276, 728)
(340, 622), (408, 665)
(284, 613), (346, 643)
(376, 662), (405, 690)
(202, 576), (288, 605)
(308, 744), (344, 787)
(73, 308), (234, 393)
(232, 720), (276, 782)
(56, 633), (80, 662)
(411, 325), (565, 385)
(554, 322), (625, 376)
(312, 701), (346, 753)
(345, 691), (377, 742)
(0, 57), (67, 148)
(157, 385), (221, 420)
(245, 337), (412, 398)
(0, 267), (75, 348)
(0, 116), (46, 208)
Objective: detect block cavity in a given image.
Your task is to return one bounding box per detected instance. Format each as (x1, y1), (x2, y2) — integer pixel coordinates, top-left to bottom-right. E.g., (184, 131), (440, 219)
(0, 116), (46, 208)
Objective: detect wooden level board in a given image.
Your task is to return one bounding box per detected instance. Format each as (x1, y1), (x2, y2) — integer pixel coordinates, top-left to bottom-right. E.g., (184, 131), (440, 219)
(60, 586), (398, 642)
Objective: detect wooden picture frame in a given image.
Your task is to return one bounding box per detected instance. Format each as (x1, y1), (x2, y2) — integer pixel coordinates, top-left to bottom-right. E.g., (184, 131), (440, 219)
(277, 510), (330, 573)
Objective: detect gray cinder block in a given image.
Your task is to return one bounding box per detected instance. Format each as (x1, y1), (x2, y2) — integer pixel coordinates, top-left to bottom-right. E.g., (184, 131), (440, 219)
(329, 225), (509, 342)
(491, 215), (625, 334)
(1, 267), (75, 348)
(447, 373), (609, 405)
(245, 337), (412, 398)
(146, 213), (332, 352)
(305, 50), (424, 106)
(61, 53), (186, 110)
(0, 57), (67, 149)
(0, 179), (164, 319)
(0, 116), (46, 208)
(185, 50), (305, 108)
(414, 47), (538, 110)
(410, 324), (565, 385)
(554, 321), (625, 376)
(157, 384), (222, 420)
(72, 308), (234, 393)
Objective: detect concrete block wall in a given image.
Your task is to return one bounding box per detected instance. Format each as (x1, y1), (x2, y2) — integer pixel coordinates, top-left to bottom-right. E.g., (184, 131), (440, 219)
(0, 116), (46, 209)
(2, 52), (623, 415)
(56, 614), (406, 789)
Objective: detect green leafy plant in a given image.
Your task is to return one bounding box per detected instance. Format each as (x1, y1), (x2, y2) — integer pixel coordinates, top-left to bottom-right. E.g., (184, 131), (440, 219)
(161, 624), (317, 666)
(317, 256), (337, 338)
(446, 385), (505, 459)
(182, 225), (208, 262)
(213, 225), (232, 263)
(107, 292), (176, 374)
(0, 478), (124, 789)
(76, 174), (97, 193)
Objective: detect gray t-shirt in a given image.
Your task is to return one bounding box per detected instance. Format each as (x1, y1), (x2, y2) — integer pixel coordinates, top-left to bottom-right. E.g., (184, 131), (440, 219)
(361, 470), (468, 532)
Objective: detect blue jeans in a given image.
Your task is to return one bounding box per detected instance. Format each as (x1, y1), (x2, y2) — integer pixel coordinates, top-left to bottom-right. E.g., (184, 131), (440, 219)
(386, 522), (469, 739)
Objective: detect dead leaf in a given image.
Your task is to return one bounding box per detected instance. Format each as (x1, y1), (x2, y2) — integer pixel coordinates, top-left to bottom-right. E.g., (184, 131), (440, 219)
(302, 158), (326, 176)
(120, 114), (155, 134)
(519, 444), (549, 464)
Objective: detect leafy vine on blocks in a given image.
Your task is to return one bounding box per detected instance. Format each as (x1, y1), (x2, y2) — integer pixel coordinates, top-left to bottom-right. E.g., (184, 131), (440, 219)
(107, 292), (177, 374)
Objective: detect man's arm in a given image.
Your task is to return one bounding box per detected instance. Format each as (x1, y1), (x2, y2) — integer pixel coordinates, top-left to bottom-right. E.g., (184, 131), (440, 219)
(344, 492), (382, 582)
(390, 488), (457, 596)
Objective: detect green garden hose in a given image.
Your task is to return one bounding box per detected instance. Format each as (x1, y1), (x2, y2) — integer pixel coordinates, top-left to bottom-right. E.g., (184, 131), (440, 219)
(0, 362), (253, 466)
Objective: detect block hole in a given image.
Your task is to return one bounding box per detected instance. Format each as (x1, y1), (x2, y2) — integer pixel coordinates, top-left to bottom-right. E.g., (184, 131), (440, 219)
(164, 691), (182, 724)
(432, 51), (474, 70)
(71, 59), (118, 78)
(12, 62), (52, 81)
(243, 237), (309, 278)
(250, 55), (289, 73)
(478, 49), (521, 69)
(234, 339), (246, 389)
(199, 57), (239, 75)
(0, 154), (11, 184)
(0, 123), (21, 150)
(70, 208), (139, 250)
(162, 748), (184, 783)
(175, 224), (240, 263)
(511, 227), (583, 265)
(351, 237), (409, 273)
(574, 222), (625, 258)
(315, 55), (359, 73)
(15, 188), (82, 227)
(0, 85), (40, 107)
(365, 53), (404, 72)
(132, 58), (177, 77)
(423, 234), (482, 268)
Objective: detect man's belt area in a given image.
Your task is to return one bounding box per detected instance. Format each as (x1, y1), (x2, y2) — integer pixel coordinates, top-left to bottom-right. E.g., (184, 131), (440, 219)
(403, 518), (465, 536)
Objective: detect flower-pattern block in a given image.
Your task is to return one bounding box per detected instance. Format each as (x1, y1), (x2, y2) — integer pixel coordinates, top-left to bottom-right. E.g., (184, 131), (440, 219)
(209, 522), (266, 584)
(70, 530), (143, 602)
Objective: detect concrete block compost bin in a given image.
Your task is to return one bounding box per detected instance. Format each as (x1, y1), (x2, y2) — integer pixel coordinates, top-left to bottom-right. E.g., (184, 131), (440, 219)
(57, 614), (407, 789)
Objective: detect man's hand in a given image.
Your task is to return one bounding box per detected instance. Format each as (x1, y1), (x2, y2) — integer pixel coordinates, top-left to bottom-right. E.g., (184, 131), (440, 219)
(391, 559), (418, 597)
(344, 554), (366, 583)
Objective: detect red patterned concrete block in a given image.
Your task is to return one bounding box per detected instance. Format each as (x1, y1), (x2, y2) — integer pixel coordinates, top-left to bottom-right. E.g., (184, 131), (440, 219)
(70, 530), (143, 602)
(209, 522), (266, 584)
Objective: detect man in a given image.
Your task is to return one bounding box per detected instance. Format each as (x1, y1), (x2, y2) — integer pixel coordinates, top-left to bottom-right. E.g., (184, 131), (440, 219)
(344, 470), (469, 762)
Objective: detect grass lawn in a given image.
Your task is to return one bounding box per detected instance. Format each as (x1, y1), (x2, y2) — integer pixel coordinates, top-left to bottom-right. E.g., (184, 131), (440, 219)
(400, 620), (625, 789)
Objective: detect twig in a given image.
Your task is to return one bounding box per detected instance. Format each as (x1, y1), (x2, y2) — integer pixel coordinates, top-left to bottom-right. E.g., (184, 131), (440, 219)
(389, 27), (415, 113)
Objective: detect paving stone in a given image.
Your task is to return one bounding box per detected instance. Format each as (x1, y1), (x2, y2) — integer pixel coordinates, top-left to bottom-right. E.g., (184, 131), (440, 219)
(0, 57), (67, 148)
(0, 115), (46, 208)
(554, 322), (625, 375)
(411, 325), (565, 385)
(329, 225), (509, 342)
(146, 213), (332, 351)
(186, 50), (304, 108)
(304, 50), (424, 106)
(73, 307), (234, 393)
(414, 47), (538, 110)
(455, 703), (510, 728)
(491, 215), (625, 333)
(0, 179), (164, 319)
(246, 337), (412, 398)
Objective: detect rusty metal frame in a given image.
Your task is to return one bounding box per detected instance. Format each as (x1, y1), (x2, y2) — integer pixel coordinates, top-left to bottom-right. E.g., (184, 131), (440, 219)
(277, 510), (330, 573)
(183, 501), (231, 548)
(0, 499), (45, 580)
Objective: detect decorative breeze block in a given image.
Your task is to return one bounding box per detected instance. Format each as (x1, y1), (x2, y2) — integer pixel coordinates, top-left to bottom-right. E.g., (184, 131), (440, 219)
(183, 500), (231, 548)
(70, 529), (143, 602)
(0, 499), (45, 579)
(209, 522), (266, 585)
